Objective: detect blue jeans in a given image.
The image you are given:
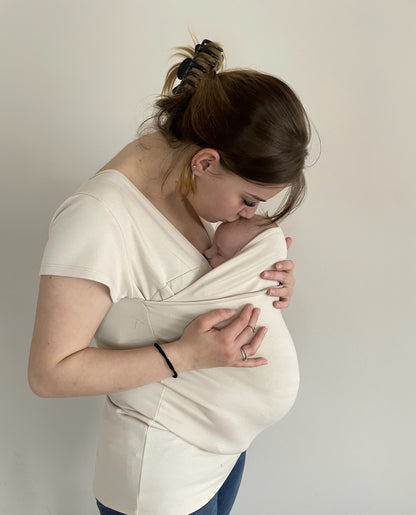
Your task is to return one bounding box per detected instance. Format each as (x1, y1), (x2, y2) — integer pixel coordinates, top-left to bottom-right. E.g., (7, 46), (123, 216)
(96, 451), (246, 515)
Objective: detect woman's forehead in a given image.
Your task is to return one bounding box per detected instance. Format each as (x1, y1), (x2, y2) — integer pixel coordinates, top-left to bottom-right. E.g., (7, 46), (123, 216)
(230, 174), (286, 197)
(246, 180), (286, 195)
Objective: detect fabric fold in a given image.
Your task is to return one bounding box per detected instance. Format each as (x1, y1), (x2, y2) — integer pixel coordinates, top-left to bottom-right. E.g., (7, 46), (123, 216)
(108, 227), (300, 454)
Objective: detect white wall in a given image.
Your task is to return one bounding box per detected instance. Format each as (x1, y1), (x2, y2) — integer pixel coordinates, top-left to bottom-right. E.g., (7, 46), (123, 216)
(1, 1), (415, 514)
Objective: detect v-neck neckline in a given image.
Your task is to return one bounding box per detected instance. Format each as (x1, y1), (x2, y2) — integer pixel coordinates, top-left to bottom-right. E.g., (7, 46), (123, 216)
(95, 169), (214, 262)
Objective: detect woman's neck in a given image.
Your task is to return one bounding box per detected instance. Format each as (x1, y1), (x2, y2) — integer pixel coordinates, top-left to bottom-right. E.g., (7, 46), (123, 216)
(130, 133), (197, 201)
(98, 132), (211, 252)
(98, 132), (196, 201)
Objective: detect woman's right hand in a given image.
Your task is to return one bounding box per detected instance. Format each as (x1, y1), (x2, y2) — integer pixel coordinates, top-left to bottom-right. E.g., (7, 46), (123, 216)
(177, 304), (268, 370)
(29, 278), (267, 398)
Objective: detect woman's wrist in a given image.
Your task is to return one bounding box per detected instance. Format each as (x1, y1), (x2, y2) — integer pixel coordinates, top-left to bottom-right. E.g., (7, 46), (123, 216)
(154, 343), (178, 378)
(156, 339), (195, 376)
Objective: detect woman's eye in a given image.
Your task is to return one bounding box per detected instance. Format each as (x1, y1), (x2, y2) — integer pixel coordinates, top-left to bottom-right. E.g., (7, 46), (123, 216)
(243, 199), (257, 207)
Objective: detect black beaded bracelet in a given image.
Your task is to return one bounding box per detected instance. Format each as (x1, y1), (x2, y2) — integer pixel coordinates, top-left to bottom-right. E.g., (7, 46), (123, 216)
(154, 343), (178, 378)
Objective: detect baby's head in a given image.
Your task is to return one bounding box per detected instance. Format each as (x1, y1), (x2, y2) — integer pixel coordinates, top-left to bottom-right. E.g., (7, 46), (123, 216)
(204, 215), (276, 268)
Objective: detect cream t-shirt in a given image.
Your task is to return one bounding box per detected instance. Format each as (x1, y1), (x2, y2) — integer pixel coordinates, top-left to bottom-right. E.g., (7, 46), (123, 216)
(40, 170), (239, 514)
(39, 169), (299, 514)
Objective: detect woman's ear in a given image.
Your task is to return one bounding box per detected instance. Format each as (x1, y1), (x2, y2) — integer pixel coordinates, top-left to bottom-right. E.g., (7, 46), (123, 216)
(192, 148), (221, 176)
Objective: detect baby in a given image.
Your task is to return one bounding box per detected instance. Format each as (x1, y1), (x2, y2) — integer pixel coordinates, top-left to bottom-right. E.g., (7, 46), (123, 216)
(204, 215), (277, 268)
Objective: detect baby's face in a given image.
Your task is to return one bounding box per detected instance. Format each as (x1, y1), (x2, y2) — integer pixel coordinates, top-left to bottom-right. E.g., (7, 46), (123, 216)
(204, 222), (251, 268)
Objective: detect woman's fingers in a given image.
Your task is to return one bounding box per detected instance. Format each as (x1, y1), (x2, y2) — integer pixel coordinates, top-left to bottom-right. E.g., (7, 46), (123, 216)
(261, 259), (294, 278)
(261, 260), (296, 310)
(211, 304), (267, 366)
(195, 308), (236, 332)
(238, 326), (268, 367)
(275, 259), (295, 272)
(233, 307), (267, 365)
(183, 304), (268, 369)
(261, 261), (295, 292)
(268, 284), (292, 309)
(247, 307), (260, 331)
(238, 355), (268, 367)
(247, 326), (267, 355)
(221, 304), (254, 338)
(267, 284), (289, 297)
(272, 298), (290, 309)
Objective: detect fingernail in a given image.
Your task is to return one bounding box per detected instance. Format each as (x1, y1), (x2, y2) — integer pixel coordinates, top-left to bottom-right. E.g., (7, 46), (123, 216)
(225, 309), (235, 315)
(263, 272), (271, 279)
(276, 263), (283, 269)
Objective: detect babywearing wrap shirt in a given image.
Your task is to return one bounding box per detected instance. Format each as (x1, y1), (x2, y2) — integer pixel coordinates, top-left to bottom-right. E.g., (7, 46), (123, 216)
(40, 170), (299, 515)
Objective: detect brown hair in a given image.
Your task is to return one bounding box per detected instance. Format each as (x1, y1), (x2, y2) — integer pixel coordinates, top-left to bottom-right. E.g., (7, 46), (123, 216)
(152, 39), (311, 222)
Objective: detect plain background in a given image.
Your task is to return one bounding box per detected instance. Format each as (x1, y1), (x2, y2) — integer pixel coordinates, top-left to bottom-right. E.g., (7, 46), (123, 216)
(1, 1), (415, 514)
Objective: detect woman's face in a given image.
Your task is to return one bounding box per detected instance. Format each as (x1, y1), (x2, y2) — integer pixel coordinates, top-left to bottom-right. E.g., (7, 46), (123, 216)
(189, 162), (285, 223)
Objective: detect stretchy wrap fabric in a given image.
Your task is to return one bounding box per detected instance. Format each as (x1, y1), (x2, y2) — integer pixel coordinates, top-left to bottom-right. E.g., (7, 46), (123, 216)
(39, 170), (299, 515)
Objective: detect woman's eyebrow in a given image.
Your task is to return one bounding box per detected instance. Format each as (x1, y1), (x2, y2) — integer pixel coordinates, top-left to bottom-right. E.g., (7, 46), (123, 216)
(246, 193), (266, 202)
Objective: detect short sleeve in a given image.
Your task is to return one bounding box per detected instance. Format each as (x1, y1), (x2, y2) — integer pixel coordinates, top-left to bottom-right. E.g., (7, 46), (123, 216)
(40, 193), (133, 303)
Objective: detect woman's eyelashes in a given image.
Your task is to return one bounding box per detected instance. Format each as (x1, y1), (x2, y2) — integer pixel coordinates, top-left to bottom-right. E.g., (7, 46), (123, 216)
(243, 199), (257, 207)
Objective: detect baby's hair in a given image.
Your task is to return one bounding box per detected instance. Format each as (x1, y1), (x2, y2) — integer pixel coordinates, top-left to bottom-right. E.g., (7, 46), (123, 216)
(228, 215), (277, 240)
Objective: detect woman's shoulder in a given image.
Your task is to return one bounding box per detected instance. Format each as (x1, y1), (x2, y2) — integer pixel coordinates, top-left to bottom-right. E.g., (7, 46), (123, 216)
(79, 168), (132, 194)
(46, 170), (145, 237)
(70, 169), (145, 211)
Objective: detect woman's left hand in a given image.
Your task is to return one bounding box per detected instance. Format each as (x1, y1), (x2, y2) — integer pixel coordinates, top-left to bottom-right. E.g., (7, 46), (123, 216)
(261, 236), (295, 309)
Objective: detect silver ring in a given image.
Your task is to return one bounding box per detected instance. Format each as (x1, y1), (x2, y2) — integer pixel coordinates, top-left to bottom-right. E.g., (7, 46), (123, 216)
(240, 347), (248, 361)
(248, 324), (256, 334)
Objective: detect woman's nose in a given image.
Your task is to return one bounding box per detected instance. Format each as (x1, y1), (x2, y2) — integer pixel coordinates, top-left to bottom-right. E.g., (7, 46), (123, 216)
(238, 206), (257, 219)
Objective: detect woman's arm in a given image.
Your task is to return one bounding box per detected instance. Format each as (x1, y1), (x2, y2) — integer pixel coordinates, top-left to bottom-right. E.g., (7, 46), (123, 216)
(28, 276), (267, 398)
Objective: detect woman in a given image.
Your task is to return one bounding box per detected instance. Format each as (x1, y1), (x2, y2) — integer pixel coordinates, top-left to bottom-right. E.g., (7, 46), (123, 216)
(28, 39), (310, 515)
